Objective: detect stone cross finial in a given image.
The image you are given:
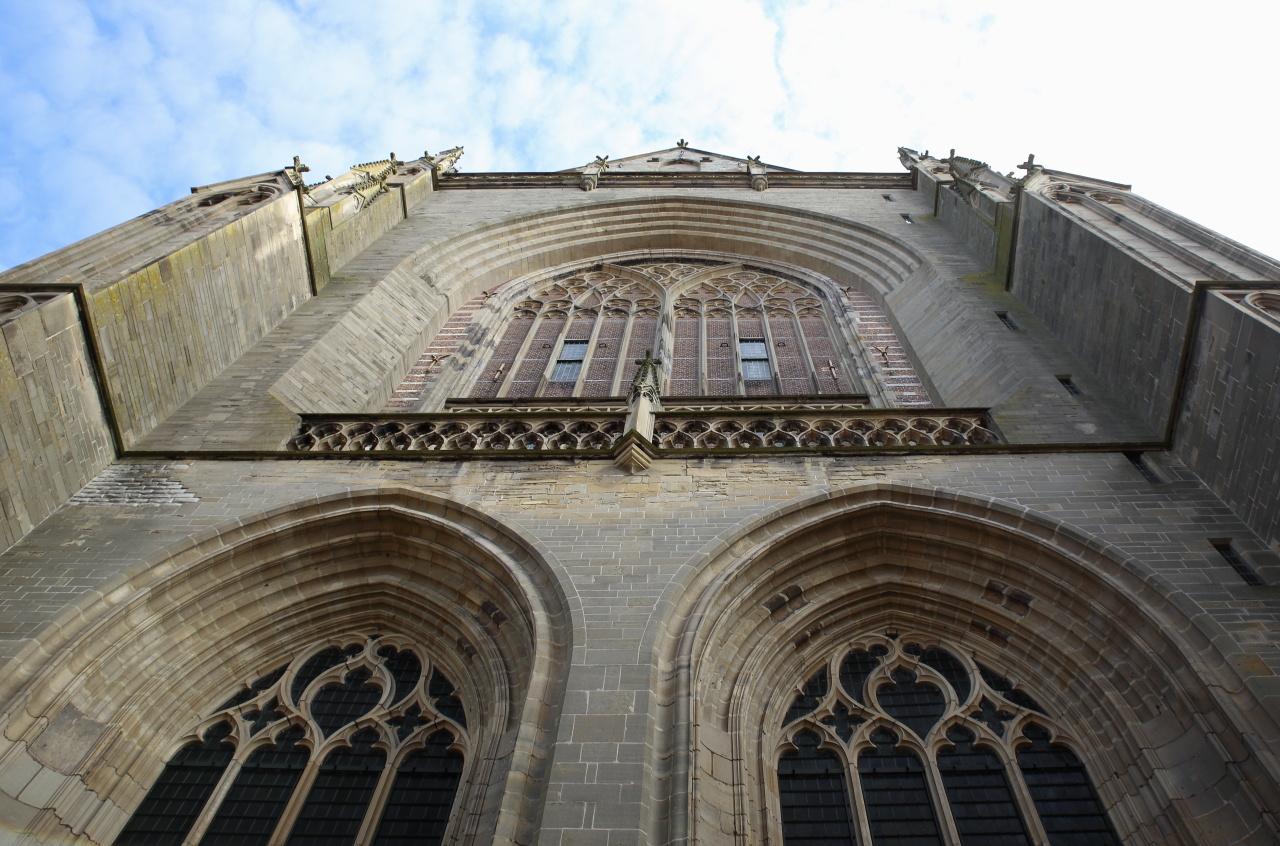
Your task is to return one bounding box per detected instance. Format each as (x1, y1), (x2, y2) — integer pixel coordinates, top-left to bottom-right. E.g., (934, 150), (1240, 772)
(677, 138), (689, 148)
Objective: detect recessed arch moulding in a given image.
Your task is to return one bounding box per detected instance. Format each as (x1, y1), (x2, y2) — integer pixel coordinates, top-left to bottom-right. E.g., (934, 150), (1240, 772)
(646, 482), (1280, 845)
(0, 489), (574, 846)
(270, 197), (959, 416)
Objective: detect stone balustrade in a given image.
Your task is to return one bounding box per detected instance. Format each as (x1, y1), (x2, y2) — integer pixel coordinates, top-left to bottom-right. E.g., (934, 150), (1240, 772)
(285, 408), (999, 455)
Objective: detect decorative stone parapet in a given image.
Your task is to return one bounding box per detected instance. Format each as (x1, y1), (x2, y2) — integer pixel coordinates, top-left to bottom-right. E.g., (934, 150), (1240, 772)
(652, 409), (998, 449)
(286, 414), (625, 453)
(284, 408), (999, 455)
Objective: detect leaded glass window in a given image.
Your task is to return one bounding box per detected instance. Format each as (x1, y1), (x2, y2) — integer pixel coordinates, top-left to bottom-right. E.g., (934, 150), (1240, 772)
(115, 635), (468, 846)
(776, 632), (1119, 845)
(470, 261), (860, 400)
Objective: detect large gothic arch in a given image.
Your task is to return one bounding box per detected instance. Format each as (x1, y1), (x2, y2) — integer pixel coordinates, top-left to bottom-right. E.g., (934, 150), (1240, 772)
(0, 488), (575, 845)
(275, 195), (933, 415)
(646, 483), (1280, 845)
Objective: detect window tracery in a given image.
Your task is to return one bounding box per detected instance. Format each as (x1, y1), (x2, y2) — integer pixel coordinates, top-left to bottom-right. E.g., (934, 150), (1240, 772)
(671, 268), (853, 396)
(114, 635), (468, 846)
(472, 268), (661, 399)
(775, 633), (1118, 845)
(469, 261), (861, 401)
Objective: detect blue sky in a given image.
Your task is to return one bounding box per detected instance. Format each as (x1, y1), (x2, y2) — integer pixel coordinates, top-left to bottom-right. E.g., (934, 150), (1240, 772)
(1, 0), (1277, 270)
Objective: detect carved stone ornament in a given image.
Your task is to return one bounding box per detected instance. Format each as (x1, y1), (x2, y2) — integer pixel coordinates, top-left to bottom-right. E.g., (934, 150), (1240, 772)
(580, 155), (610, 192)
(629, 350), (662, 404)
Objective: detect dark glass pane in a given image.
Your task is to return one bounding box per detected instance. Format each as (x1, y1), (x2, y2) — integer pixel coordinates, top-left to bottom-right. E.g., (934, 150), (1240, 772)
(372, 731), (465, 845)
(285, 729), (385, 845)
(200, 726), (309, 846)
(245, 698), (284, 735)
(778, 730), (856, 846)
(115, 722), (234, 846)
(784, 665), (829, 725)
(820, 702), (862, 743)
(917, 647), (971, 704)
(429, 669), (466, 728)
(559, 340), (589, 361)
(378, 647), (422, 705)
(219, 665), (288, 709)
(550, 361), (582, 383)
(741, 359), (771, 380)
(938, 727), (1030, 845)
(839, 646), (886, 703)
(1017, 725), (1119, 845)
(978, 664), (1046, 714)
(290, 647), (349, 703)
(738, 340), (767, 358)
(970, 697), (1015, 737)
(311, 668), (383, 736)
(877, 667), (946, 741)
(858, 729), (942, 845)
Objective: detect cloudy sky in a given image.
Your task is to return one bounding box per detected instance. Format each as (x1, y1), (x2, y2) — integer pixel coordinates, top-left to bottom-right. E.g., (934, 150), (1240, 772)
(1, 0), (1277, 270)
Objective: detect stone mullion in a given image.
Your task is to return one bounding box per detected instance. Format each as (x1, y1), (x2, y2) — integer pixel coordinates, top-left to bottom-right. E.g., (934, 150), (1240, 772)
(573, 308), (606, 396)
(848, 755), (874, 846)
(697, 303), (709, 395)
(496, 311), (542, 398)
(923, 749), (965, 846)
(352, 744), (400, 846)
(535, 308), (578, 396)
(179, 745), (248, 846)
(756, 307), (784, 395)
(1003, 741), (1053, 845)
(267, 751), (323, 846)
(787, 308), (823, 394)
(729, 306), (745, 395)
(610, 310), (636, 396)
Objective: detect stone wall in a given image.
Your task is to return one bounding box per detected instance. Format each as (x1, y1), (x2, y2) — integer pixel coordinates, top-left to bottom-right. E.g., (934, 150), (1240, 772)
(0, 453), (1274, 843)
(1009, 192), (1188, 438)
(87, 195), (311, 447)
(1176, 292), (1280, 547)
(0, 294), (113, 552)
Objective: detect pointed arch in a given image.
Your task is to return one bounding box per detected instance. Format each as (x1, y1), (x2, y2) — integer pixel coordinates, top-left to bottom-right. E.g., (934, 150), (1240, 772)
(645, 482), (1280, 845)
(0, 488), (574, 846)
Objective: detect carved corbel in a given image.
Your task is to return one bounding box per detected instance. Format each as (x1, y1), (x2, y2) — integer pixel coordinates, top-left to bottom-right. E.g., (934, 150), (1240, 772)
(614, 351), (662, 473)
(580, 155), (609, 192)
(747, 155), (768, 191)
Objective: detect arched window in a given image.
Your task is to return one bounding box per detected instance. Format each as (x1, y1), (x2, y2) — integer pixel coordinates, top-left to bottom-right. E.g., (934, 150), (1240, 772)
(671, 267), (854, 396)
(114, 635), (468, 846)
(468, 261), (862, 401)
(472, 267), (662, 399)
(776, 632), (1119, 845)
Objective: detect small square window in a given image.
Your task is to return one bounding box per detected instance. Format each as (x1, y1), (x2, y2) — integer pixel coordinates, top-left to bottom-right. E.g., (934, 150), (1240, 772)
(739, 340), (768, 359)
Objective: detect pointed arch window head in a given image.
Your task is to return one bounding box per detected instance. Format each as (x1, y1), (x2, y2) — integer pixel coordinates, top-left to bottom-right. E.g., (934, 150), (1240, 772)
(114, 635), (468, 846)
(469, 261), (865, 401)
(774, 632), (1119, 846)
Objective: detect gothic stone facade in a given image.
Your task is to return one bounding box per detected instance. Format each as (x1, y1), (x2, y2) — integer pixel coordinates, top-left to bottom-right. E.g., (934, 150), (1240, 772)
(0, 143), (1278, 845)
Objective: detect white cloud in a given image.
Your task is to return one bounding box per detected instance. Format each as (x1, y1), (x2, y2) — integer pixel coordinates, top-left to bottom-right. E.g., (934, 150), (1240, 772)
(0, 0), (1277, 267)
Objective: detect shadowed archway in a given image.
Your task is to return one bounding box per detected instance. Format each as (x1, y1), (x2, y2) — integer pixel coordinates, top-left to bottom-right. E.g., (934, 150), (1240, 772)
(645, 482), (1280, 845)
(0, 488), (574, 846)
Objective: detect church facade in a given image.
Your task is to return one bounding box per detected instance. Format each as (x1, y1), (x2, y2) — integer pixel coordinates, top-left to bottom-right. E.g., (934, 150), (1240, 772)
(0, 140), (1276, 845)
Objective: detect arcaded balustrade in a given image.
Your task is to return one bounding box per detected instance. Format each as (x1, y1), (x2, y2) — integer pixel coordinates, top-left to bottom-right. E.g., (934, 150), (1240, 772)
(284, 409), (998, 454)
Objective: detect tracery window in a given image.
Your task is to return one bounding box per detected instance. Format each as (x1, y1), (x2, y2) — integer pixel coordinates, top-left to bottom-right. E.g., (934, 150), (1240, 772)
(472, 268), (661, 400)
(468, 261), (860, 401)
(776, 633), (1118, 845)
(115, 635), (468, 846)
(671, 268), (853, 396)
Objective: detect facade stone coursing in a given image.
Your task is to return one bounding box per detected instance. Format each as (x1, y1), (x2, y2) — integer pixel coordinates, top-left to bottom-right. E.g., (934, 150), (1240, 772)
(0, 145), (1277, 844)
